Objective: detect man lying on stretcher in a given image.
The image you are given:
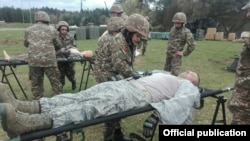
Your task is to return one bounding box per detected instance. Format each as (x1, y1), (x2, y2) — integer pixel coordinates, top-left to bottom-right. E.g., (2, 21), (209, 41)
(0, 69), (200, 138)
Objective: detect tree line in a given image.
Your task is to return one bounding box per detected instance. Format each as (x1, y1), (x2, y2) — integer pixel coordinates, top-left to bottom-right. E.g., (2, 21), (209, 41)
(1, 0), (250, 37)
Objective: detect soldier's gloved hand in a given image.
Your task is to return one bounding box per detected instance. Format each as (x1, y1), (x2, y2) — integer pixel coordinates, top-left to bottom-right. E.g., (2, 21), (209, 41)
(142, 112), (159, 138)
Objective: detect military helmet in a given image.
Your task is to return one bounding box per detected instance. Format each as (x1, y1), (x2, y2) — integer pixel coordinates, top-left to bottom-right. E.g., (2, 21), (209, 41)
(107, 17), (124, 32)
(34, 11), (50, 22)
(109, 3), (123, 13)
(125, 14), (149, 38)
(242, 1), (250, 10)
(172, 12), (187, 23)
(57, 21), (69, 31)
(121, 13), (129, 21)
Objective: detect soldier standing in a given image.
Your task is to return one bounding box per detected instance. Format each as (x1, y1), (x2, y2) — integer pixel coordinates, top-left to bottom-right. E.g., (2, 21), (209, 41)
(94, 14), (149, 141)
(109, 3), (124, 17)
(137, 16), (152, 56)
(57, 21), (77, 90)
(99, 3), (125, 40)
(24, 11), (63, 100)
(163, 12), (196, 76)
(227, 2), (250, 124)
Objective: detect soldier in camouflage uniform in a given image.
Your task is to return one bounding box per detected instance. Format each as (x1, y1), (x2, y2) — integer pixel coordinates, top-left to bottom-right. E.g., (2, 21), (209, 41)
(137, 16), (152, 56)
(94, 14), (149, 141)
(164, 12), (196, 76)
(94, 17), (125, 83)
(227, 2), (250, 124)
(57, 21), (77, 90)
(99, 3), (125, 40)
(24, 11), (63, 100)
(109, 3), (124, 17)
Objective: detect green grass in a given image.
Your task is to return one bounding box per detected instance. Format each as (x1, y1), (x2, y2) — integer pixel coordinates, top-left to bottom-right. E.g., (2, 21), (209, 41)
(0, 22), (32, 28)
(0, 24), (242, 140)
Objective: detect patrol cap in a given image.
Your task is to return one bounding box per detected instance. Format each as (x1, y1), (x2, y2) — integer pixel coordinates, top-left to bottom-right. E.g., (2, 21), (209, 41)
(125, 14), (149, 39)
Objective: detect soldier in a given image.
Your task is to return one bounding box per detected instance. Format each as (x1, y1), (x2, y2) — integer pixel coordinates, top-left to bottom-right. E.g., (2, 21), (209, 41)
(137, 16), (152, 56)
(227, 2), (250, 124)
(57, 21), (77, 90)
(94, 17), (125, 83)
(94, 14), (149, 141)
(163, 12), (196, 76)
(24, 11), (63, 100)
(109, 3), (124, 17)
(99, 3), (125, 40)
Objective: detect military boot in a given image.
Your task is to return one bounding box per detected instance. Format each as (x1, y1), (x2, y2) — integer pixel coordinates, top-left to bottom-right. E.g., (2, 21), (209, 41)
(0, 103), (52, 138)
(0, 83), (40, 113)
(113, 128), (132, 141)
(72, 80), (76, 90)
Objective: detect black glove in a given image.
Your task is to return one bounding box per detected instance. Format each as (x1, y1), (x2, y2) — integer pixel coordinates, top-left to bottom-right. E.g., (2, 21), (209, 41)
(142, 112), (159, 138)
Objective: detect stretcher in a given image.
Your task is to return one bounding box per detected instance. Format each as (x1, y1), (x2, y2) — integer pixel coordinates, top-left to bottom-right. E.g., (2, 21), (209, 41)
(0, 57), (95, 99)
(3, 86), (233, 141)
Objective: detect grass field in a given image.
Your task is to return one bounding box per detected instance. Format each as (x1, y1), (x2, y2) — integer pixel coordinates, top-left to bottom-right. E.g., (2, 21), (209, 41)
(0, 23), (242, 141)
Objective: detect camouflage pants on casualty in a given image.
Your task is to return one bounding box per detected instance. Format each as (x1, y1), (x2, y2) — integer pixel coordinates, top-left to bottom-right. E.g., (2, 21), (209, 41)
(39, 80), (152, 128)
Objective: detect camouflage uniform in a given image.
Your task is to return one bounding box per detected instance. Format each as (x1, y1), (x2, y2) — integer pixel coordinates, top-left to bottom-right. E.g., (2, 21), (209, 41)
(94, 34), (131, 83)
(57, 33), (77, 88)
(94, 15), (149, 141)
(24, 11), (63, 100)
(137, 16), (152, 56)
(93, 17), (133, 140)
(94, 17), (128, 83)
(164, 12), (196, 76)
(227, 2), (250, 124)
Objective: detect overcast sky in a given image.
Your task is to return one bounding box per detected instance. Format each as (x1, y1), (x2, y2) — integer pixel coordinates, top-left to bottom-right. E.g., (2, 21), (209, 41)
(1, 0), (116, 12)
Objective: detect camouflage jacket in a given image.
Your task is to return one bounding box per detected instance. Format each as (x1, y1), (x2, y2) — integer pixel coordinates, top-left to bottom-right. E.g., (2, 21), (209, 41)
(166, 26), (196, 56)
(58, 33), (76, 50)
(94, 32), (134, 82)
(234, 40), (250, 89)
(24, 22), (61, 67)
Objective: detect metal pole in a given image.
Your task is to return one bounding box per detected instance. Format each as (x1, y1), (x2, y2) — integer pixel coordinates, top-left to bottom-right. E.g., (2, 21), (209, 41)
(21, 0), (24, 23)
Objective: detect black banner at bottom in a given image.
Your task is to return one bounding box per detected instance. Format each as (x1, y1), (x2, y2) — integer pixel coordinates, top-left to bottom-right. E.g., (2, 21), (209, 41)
(159, 125), (249, 140)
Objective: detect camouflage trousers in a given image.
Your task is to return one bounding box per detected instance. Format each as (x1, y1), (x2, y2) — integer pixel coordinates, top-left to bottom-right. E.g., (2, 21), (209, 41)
(164, 55), (182, 76)
(39, 80), (152, 128)
(142, 40), (148, 55)
(58, 62), (76, 86)
(227, 86), (250, 124)
(29, 67), (63, 100)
